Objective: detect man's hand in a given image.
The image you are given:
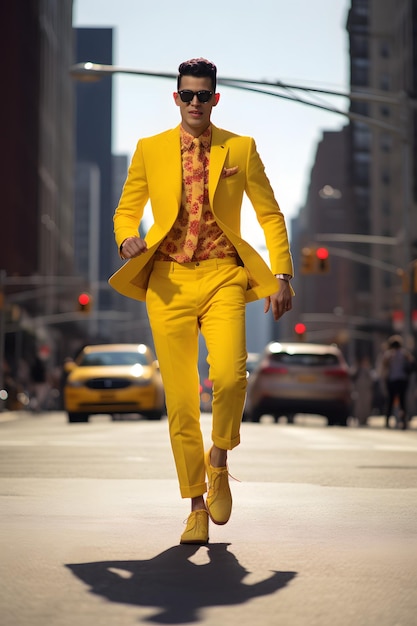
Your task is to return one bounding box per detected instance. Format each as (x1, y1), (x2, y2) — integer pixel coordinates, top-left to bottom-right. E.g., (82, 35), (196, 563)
(264, 278), (292, 321)
(120, 236), (148, 259)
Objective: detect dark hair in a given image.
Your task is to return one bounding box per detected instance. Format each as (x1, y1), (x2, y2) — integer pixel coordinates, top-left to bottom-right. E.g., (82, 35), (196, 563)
(177, 58), (217, 92)
(388, 334), (403, 349)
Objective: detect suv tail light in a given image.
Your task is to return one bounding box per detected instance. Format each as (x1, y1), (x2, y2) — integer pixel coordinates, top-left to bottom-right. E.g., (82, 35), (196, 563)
(260, 365), (289, 375)
(323, 368), (348, 378)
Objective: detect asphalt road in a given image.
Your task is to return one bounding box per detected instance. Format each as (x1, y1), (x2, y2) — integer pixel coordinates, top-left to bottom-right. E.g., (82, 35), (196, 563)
(0, 411), (416, 626)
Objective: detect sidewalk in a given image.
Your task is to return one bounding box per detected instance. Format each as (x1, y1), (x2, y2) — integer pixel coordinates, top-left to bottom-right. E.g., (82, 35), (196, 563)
(0, 410), (28, 423)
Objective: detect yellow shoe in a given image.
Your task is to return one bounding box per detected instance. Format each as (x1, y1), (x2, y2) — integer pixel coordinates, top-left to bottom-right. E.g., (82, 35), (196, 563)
(205, 448), (232, 525)
(180, 510), (209, 545)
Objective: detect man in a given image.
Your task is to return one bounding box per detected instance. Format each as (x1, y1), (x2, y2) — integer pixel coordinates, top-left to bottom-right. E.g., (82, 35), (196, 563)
(110, 58), (294, 544)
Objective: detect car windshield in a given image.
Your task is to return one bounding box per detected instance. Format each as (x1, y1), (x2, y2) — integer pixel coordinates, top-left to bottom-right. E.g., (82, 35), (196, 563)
(78, 352), (149, 367)
(270, 352), (339, 367)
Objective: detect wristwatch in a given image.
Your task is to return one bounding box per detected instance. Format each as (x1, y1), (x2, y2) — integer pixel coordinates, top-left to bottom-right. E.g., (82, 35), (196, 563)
(275, 274), (292, 282)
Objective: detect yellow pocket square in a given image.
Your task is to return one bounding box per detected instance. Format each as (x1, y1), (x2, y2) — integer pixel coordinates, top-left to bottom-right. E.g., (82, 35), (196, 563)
(221, 166), (239, 178)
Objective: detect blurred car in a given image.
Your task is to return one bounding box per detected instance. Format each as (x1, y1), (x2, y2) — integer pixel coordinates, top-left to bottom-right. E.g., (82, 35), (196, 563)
(246, 352), (260, 377)
(199, 354), (260, 412)
(63, 343), (165, 423)
(199, 378), (213, 412)
(244, 342), (353, 426)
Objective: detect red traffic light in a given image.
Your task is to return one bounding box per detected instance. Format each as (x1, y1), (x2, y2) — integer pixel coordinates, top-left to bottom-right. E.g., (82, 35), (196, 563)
(294, 323), (307, 335)
(78, 293), (91, 306)
(316, 247), (329, 260)
(316, 247), (330, 273)
(77, 292), (92, 313)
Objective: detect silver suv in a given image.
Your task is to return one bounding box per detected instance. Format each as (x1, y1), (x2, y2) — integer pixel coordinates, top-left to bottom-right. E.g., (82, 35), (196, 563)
(244, 342), (353, 426)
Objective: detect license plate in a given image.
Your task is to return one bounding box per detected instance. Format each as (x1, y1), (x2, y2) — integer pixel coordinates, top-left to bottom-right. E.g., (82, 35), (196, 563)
(297, 374), (317, 383)
(99, 393), (116, 400)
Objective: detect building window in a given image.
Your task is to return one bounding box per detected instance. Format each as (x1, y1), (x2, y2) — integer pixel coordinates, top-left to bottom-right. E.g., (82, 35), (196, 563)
(381, 200), (390, 216)
(380, 41), (390, 58)
(380, 133), (392, 152)
(353, 122), (371, 150)
(353, 0), (369, 16)
(352, 58), (370, 86)
(351, 101), (370, 117)
(381, 170), (390, 185)
(353, 152), (370, 185)
(352, 34), (369, 57)
(379, 73), (391, 91)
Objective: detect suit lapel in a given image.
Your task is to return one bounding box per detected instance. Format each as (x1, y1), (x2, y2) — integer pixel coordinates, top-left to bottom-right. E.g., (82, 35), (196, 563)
(209, 125), (229, 208)
(161, 126), (183, 211)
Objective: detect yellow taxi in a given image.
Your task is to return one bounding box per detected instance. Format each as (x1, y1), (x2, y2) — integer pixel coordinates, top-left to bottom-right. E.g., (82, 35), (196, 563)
(63, 344), (165, 423)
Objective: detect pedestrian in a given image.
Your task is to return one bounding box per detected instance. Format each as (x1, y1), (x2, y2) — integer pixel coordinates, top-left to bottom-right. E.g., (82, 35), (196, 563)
(30, 356), (48, 412)
(381, 335), (415, 429)
(110, 58), (294, 544)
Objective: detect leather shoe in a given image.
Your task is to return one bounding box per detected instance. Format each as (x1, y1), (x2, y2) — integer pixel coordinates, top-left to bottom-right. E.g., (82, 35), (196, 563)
(205, 448), (232, 525)
(180, 510), (209, 545)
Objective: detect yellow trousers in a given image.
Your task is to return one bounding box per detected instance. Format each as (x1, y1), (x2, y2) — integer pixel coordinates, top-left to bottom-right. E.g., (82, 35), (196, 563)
(146, 258), (248, 498)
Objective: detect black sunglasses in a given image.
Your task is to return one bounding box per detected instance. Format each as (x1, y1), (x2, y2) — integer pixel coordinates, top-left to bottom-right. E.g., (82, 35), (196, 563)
(178, 90), (213, 103)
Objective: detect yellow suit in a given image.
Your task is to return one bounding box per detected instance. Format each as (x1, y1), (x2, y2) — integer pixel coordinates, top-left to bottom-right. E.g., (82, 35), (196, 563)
(109, 124), (293, 300)
(110, 123), (293, 499)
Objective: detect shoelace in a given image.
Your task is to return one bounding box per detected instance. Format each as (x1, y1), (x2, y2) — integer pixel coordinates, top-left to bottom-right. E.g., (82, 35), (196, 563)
(183, 510), (208, 526)
(208, 466), (241, 491)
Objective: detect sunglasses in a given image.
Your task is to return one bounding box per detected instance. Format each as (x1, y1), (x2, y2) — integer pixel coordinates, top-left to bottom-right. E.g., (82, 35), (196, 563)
(178, 90), (213, 103)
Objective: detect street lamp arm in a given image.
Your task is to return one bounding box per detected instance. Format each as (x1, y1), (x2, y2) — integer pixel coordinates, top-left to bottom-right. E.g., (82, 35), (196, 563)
(218, 79), (350, 116)
(69, 62), (178, 82)
(218, 80), (403, 134)
(315, 233), (400, 245)
(69, 62), (404, 135)
(222, 77), (403, 106)
(69, 62), (406, 104)
(69, 62), (349, 116)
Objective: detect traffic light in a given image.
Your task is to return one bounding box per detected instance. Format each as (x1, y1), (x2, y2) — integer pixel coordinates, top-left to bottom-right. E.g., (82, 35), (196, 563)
(300, 247), (316, 274)
(316, 247), (330, 273)
(294, 322), (307, 341)
(77, 292), (92, 313)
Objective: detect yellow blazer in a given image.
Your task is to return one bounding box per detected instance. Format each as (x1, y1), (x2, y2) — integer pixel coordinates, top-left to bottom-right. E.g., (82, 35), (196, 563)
(109, 124), (294, 302)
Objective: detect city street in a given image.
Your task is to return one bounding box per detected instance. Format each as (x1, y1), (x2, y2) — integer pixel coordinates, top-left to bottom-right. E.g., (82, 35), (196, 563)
(0, 411), (416, 626)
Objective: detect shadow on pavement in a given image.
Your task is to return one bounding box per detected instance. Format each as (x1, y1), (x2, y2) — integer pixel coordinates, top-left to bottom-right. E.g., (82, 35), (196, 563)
(66, 543), (297, 623)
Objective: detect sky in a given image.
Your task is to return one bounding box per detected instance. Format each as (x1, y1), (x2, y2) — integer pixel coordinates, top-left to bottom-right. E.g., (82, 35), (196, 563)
(73, 0), (351, 246)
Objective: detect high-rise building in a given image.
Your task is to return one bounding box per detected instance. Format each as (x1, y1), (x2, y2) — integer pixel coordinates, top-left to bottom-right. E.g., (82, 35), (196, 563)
(1, 1), (74, 289)
(290, 0), (417, 362)
(1, 1), (75, 370)
(347, 0), (417, 352)
(74, 27), (114, 339)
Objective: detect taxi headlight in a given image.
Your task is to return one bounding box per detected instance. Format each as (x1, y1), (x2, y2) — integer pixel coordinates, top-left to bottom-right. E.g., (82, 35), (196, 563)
(130, 364), (152, 386)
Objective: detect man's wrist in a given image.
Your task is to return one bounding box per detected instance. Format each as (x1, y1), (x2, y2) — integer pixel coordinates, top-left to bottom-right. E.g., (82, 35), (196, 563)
(120, 237), (136, 253)
(120, 237), (133, 258)
(275, 273), (292, 282)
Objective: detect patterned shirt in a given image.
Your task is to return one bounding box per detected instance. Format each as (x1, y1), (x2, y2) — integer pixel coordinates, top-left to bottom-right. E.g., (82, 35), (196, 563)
(155, 125), (237, 262)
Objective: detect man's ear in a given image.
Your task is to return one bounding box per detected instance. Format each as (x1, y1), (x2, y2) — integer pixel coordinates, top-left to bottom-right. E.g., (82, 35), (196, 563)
(173, 92), (180, 106)
(214, 93), (220, 106)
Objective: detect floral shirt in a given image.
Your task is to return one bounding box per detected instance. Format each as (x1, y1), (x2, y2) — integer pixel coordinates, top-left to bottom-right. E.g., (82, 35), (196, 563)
(155, 125), (237, 262)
